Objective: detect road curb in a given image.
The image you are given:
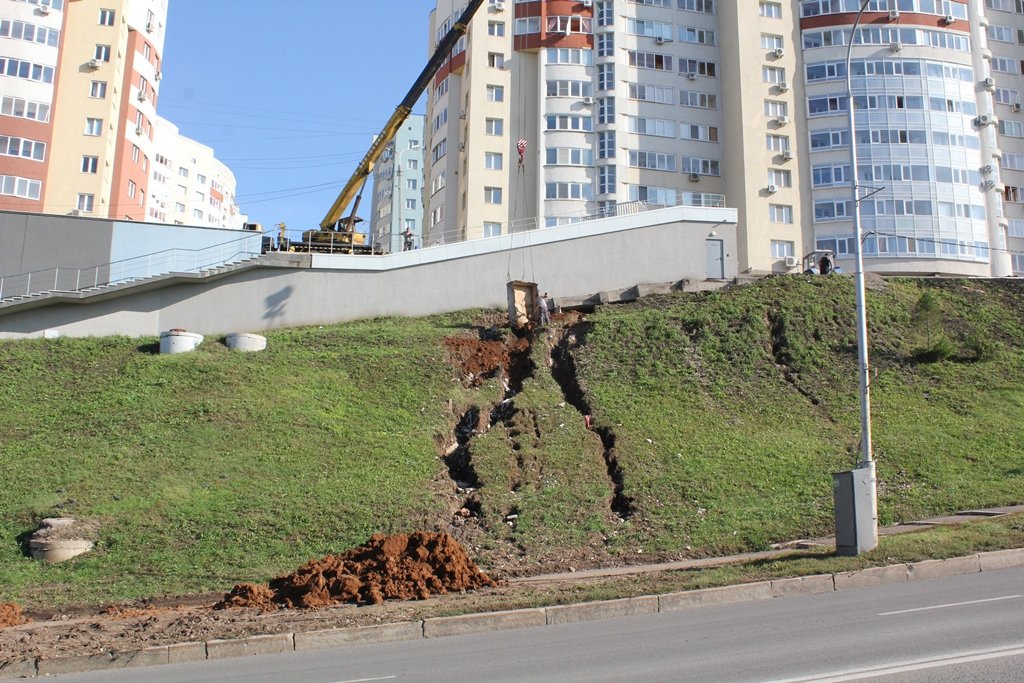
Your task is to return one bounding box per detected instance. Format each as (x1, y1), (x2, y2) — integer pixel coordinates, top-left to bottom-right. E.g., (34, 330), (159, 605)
(2, 548), (1022, 679)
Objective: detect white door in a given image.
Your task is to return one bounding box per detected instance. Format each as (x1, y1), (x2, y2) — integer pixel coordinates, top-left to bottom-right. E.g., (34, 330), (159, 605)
(705, 239), (724, 279)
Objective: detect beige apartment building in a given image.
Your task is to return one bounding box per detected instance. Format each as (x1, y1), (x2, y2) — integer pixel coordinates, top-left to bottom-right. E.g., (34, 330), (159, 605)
(1, 0), (241, 229)
(423, 0), (1024, 277)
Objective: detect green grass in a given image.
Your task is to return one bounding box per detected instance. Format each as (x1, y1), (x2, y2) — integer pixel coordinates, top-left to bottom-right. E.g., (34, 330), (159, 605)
(1, 277), (1022, 608)
(577, 277), (1024, 555)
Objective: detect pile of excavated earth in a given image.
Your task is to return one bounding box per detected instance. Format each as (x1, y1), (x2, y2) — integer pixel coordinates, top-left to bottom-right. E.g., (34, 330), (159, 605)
(0, 603), (27, 628)
(215, 531), (495, 610)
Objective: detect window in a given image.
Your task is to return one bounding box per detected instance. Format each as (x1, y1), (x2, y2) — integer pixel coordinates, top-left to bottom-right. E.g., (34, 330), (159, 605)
(762, 66), (785, 84)
(486, 85), (504, 102)
(761, 34), (783, 50)
(597, 63), (615, 91)
(194, 209), (203, 219)
(760, 1), (782, 18)
(89, 81), (107, 98)
(0, 135), (45, 161)
(597, 32), (614, 57)
(771, 240), (794, 258)
(680, 90), (718, 109)
(630, 83), (675, 104)
(599, 165), (616, 195)
(0, 19), (60, 46)
(405, 198), (417, 210)
(131, 145), (139, 163)
(488, 52), (505, 68)
(432, 139), (447, 162)
(81, 155), (98, 173)
(485, 118), (504, 135)
(485, 152), (503, 169)
(597, 97), (615, 125)
(515, 17), (541, 34)
(598, 131), (616, 159)
(94, 44), (111, 62)
(407, 159), (419, 171)
(488, 21), (505, 36)
(627, 51), (673, 72)
(127, 180), (136, 198)
(0, 57), (55, 84)
(431, 205), (444, 227)
(197, 174), (206, 184)
(85, 118), (103, 136)
(175, 202), (185, 213)
(681, 156), (720, 176)
(179, 166), (189, 178)
(545, 114), (594, 131)
(769, 204), (792, 223)
(766, 134), (789, 152)
(483, 221), (502, 237)
(629, 150), (676, 171)
(0, 96), (51, 123)
(98, 8), (115, 25)
(77, 193), (95, 212)
(545, 182), (593, 200)
(764, 100), (788, 117)
(627, 116), (676, 137)
(406, 178), (418, 190)
(768, 169), (791, 187)
(485, 186), (502, 204)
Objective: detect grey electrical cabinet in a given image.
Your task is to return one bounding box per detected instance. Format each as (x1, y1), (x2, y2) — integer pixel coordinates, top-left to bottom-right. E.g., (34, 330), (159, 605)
(833, 466), (878, 556)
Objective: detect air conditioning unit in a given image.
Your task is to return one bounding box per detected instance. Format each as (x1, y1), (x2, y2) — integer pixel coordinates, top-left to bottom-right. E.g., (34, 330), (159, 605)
(776, 115), (790, 126)
(942, 14), (955, 25)
(984, 77), (996, 90)
(777, 81), (789, 92)
(492, 1), (505, 11)
(888, 9), (900, 20)
(688, 172), (700, 182)
(656, 36), (667, 45)
(459, 143), (466, 151)
(38, 3), (50, 14)
(1013, 103), (1023, 113)
(145, 21), (154, 32)
(459, 110), (466, 119)
(87, 59), (101, 69)
(976, 113), (996, 126)
(155, 71), (162, 81)
(582, 0), (593, 6)
(782, 150), (793, 160)
(774, 47), (784, 59)
(766, 184), (779, 194)
(889, 42), (902, 52)
(784, 255), (798, 268)
(137, 90), (147, 102)
(70, 209), (80, 216)
(135, 125), (144, 135)
(982, 48), (993, 60)
(981, 164), (994, 175)
(582, 96), (594, 105)
(686, 71), (697, 80)
(984, 179), (996, 190)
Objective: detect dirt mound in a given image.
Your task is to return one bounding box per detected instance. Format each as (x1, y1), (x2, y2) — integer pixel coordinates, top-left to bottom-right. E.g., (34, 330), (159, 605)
(0, 603), (28, 628)
(443, 336), (515, 385)
(215, 532), (495, 610)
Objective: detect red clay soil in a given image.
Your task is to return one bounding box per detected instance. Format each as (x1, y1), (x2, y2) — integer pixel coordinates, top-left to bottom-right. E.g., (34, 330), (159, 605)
(0, 603), (28, 628)
(215, 532), (495, 610)
(442, 337), (509, 384)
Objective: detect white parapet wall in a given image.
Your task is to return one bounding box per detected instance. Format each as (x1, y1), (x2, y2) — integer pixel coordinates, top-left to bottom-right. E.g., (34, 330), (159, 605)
(0, 205), (738, 338)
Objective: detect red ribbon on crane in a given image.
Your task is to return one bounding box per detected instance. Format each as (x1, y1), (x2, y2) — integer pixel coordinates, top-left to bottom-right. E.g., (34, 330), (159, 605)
(517, 138), (527, 168)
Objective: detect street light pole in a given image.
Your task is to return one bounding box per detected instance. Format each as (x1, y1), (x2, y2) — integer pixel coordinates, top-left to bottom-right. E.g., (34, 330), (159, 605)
(835, 0), (878, 555)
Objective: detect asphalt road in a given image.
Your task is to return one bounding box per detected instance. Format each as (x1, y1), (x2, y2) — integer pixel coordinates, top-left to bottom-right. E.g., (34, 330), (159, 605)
(56, 567), (1024, 683)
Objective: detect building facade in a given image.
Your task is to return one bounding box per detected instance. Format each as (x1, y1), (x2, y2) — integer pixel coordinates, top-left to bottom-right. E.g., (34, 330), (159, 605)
(1, 0), (244, 229)
(148, 116), (242, 228)
(421, 0), (1024, 276)
(368, 114), (425, 252)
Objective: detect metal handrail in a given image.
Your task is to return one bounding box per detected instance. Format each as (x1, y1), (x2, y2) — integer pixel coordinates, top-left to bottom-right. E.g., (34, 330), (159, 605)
(0, 232), (262, 301)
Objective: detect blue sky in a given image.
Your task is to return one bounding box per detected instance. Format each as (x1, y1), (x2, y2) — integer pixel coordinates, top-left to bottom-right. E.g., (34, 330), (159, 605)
(161, 0), (436, 231)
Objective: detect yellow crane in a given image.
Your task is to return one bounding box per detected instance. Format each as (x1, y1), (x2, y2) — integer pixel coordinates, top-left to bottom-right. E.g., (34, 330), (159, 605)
(295, 0), (486, 253)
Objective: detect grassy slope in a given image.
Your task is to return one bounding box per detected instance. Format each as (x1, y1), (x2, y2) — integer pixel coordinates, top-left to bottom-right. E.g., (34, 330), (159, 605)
(1, 277), (1022, 606)
(0, 316), (467, 605)
(577, 277), (1024, 555)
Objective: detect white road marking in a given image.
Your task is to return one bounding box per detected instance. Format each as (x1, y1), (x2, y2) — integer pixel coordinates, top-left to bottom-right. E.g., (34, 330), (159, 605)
(329, 677), (397, 683)
(877, 594), (1021, 616)
(763, 644), (1024, 683)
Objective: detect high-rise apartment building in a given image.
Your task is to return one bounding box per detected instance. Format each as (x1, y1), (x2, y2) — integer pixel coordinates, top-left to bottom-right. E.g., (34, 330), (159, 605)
(423, 0), (1023, 276)
(369, 114), (426, 252)
(1, 0), (243, 229)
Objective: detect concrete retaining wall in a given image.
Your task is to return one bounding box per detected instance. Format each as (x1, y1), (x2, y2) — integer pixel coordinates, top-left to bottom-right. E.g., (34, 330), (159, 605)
(0, 206), (739, 338)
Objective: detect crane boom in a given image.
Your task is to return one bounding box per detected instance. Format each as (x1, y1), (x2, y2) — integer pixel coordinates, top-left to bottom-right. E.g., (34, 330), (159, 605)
(319, 0), (486, 231)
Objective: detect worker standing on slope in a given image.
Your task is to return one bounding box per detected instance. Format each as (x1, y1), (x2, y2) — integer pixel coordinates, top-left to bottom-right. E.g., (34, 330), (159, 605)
(537, 292), (550, 326)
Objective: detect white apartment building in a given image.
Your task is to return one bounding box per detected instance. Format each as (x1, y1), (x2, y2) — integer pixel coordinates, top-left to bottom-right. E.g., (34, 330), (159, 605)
(147, 116), (242, 228)
(369, 114), (425, 252)
(422, 0), (1024, 276)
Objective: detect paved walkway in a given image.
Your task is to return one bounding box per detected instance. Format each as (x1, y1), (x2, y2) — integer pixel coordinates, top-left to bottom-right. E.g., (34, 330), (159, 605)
(514, 505), (1024, 584)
